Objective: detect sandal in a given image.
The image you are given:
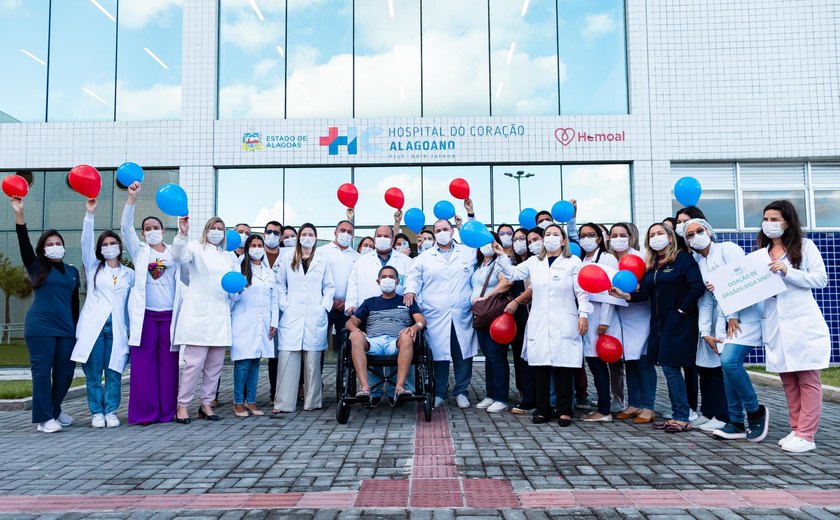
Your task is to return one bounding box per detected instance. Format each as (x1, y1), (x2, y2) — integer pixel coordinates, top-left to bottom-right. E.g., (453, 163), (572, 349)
(393, 388), (413, 407)
(652, 420), (675, 430)
(355, 389), (371, 403)
(664, 421), (692, 433)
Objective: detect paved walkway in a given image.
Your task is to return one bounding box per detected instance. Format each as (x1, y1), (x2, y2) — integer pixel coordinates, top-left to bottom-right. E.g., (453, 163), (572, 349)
(0, 362), (839, 518)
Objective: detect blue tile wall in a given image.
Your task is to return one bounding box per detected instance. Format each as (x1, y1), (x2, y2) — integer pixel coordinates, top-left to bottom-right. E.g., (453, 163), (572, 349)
(717, 232), (840, 365)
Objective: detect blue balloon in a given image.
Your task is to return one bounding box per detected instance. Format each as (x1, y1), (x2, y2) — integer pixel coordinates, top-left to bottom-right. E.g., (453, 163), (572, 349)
(404, 207), (426, 233)
(433, 200), (456, 220)
(612, 270), (638, 293)
(674, 176), (702, 207)
(155, 183), (189, 216)
(116, 162), (144, 187)
(225, 230), (240, 252)
(221, 271), (247, 294)
(518, 208), (537, 229)
(551, 200), (575, 223)
(569, 242), (582, 258)
(460, 219), (493, 248)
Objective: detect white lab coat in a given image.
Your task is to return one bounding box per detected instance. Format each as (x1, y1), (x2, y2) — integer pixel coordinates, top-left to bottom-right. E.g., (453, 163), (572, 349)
(581, 251), (622, 357)
(171, 235), (238, 347)
(761, 239), (830, 373)
(230, 264), (279, 361)
(404, 244), (479, 362)
(497, 254), (593, 367)
(120, 203), (186, 347)
(345, 249), (412, 311)
(71, 213), (135, 373)
(616, 250), (650, 361)
(321, 241), (360, 302)
(276, 248), (335, 352)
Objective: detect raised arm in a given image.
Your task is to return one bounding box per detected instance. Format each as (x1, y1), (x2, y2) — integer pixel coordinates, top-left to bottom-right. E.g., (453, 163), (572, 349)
(171, 217), (194, 265)
(81, 200), (98, 273)
(494, 253), (532, 283)
(120, 182), (143, 261)
(11, 198), (36, 269)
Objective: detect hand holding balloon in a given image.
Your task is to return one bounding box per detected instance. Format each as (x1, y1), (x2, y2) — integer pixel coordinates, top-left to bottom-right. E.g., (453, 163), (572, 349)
(464, 197), (474, 215)
(178, 216), (190, 237)
(127, 181), (141, 204)
(2, 175), (29, 199)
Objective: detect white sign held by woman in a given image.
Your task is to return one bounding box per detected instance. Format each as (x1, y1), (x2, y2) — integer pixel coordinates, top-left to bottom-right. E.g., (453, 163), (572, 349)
(707, 248), (787, 315)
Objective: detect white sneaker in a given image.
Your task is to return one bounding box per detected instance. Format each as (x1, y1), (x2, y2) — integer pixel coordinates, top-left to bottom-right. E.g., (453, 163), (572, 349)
(487, 401), (509, 413)
(433, 396), (445, 408)
(456, 394), (471, 408)
(105, 413), (120, 428)
(688, 409), (699, 422)
(91, 413), (106, 428)
(476, 398), (495, 409)
(781, 435), (816, 453)
(56, 412), (74, 427)
(778, 431), (796, 446)
(699, 417), (727, 432)
(36, 419), (62, 433)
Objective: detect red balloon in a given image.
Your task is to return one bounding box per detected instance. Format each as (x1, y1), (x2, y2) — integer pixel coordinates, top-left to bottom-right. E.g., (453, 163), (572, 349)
(489, 313), (517, 345)
(384, 187), (405, 209)
(337, 183), (358, 208)
(449, 178), (470, 200)
(67, 164), (101, 198)
(618, 254), (646, 281)
(1, 175), (29, 198)
(577, 264), (611, 294)
(596, 334), (623, 363)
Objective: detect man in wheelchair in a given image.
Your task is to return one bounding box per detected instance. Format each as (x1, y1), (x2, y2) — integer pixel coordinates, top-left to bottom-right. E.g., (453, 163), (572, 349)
(345, 266), (426, 404)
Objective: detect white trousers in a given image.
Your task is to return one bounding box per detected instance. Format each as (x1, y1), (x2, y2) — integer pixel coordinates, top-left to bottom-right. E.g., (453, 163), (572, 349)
(274, 350), (322, 412)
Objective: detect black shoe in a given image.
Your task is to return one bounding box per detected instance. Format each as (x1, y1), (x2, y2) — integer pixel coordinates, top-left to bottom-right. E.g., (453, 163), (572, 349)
(197, 407), (222, 421)
(531, 412), (550, 424)
(558, 417), (573, 427)
(174, 417), (191, 424)
(746, 405), (769, 443)
(367, 396), (381, 408)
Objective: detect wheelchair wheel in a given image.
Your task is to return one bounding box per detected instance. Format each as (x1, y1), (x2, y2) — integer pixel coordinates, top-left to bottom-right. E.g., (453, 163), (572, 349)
(336, 345), (345, 400)
(336, 399), (350, 424)
(423, 396), (432, 422)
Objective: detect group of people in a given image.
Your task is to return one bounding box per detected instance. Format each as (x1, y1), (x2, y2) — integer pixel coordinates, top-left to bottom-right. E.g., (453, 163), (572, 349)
(12, 181), (831, 454)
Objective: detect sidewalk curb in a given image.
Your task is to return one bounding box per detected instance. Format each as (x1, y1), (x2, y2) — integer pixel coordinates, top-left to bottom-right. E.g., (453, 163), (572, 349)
(0, 385), (86, 411)
(748, 371), (840, 404)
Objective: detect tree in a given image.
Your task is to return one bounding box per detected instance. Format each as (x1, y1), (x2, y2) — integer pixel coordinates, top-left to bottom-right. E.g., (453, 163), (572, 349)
(0, 252), (33, 342)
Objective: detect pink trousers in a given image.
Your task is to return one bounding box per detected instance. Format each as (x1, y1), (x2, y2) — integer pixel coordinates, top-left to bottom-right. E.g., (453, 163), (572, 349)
(779, 370), (822, 442)
(177, 345), (226, 408)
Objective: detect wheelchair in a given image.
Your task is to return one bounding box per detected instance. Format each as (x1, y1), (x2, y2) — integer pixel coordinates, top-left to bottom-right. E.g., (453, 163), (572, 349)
(335, 328), (435, 423)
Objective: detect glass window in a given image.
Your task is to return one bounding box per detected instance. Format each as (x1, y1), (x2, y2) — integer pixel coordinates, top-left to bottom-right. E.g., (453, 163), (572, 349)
(354, 0), (421, 117)
(352, 167), (422, 228)
(218, 0), (286, 119)
(44, 170), (114, 230)
(111, 169), (180, 231)
(561, 164), (631, 224)
(48, 0), (117, 121)
(422, 0), (490, 116)
(283, 168), (351, 226)
(286, 0), (352, 118)
(422, 166), (491, 223)
(671, 190), (738, 230)
(814, 191), (840, 228)
(489, 0), (558, 115)
(742, 190), (807, 228)
(0, 1), (49, 123)
(556, 0), (627, 114)
(216, 168), (283, 229)
(116, 0), (182, 120)
(492, 165), (562, 226)
(0, 172), (45, 230)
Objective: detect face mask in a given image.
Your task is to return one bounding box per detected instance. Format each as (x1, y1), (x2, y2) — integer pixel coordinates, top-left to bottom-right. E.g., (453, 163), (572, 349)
(435, 231), (452, 246)
(336, 232), (353, 248)
(479, 244), (495, 257)
(580, 237), (598, 253)
(544, 235), (563, 253)
(420, 241), (434, 251)
(649, 235), (670, 252)
(144, 230), (163, 246)
(238, 232), (248, 248)
(762, 221), (785, 239)
(374, 237), (392, 251)
(499, 235), (513, 248)
(283, 237), (296, 247)
(528, 241), (543, 256)
(688, 232), (711, 251)
(264, 233), (280, 248)
(396, 243), (410, 254)
(249, 247), (265, 260)
(360, 246), (374, 255)
(101, 244), (121, 260)
(44, 245), (65, 260)
(675, 223), (686, 237)
(513, 239), (527, 256)
(537, 220), (552, 230)
(299, 236), (316, 248)
(610, 237), (629, 252)
(206, 230), (224, 245)
(379, 278), (397, 294)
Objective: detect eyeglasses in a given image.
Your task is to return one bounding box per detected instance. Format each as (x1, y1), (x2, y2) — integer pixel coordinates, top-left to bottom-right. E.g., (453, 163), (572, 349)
(264, 230), (281, 236)
(581, 232), (599, 239)
(684, 229), (706, 240)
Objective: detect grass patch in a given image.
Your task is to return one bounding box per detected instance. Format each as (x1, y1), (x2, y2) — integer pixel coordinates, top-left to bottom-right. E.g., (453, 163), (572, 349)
(747, 365), (840, 388)
(0, 377), (86, 399)
(0, 342), (30, 367)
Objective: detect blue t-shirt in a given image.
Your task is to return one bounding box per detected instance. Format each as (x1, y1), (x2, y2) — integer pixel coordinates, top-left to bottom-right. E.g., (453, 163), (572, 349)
(355, 295), (421, 338)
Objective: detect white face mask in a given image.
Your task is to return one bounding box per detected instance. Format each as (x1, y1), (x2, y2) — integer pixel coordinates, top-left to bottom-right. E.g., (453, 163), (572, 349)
(435, 231), (452, 246)
(537, 220), (552, 230)
(544, 235), (563, 253)
(580, 237), (599, 253)
(420, 241), (434, 251)
(688, 231), (711, 251)
(396, 243), (410, 254)
(238, 232), (248, 248)
(513, 239), (527, 256)
(499, 235), (513, 248)
(649, 234), (670, 252)
(206, 229), (224, 245)
(336, 232), (353, 248)
(528, 241), (543, 256)
(264, 233), (280, 249)
(374, 237), (392, 252)
(610, 237), (630, 252)
(762, 221), (785, 239)
(299, 236), (316, 248)
(479, 244), (495, 257)
(144, 230), (163, 246)
(675, 222), (686, 237)
(379, 277), (397, 294)
(249, 247), (265, 260)
(360, 246), (374, 255)
(101, 244), (121, 260)
(283, 237), (296, 247)
(44, 245), (65, 260)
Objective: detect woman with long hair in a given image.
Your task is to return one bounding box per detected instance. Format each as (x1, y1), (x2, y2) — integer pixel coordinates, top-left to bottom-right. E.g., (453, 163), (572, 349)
(507, 227), (536, 414)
